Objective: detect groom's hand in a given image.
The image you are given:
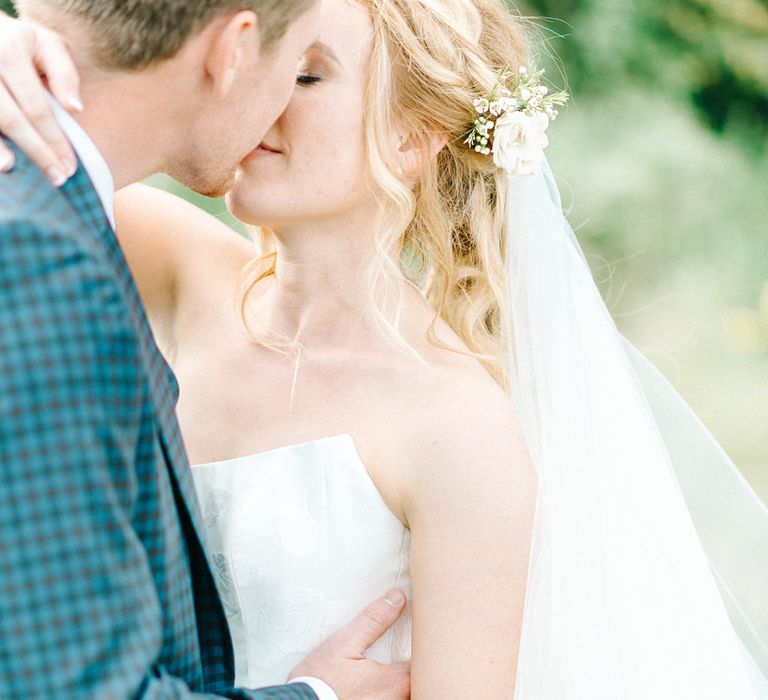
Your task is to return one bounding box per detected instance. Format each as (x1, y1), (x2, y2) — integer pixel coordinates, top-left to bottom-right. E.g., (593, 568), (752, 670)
(288, 589), (410, 700)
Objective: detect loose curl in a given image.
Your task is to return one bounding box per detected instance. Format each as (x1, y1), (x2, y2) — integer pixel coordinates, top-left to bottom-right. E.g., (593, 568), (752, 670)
(239, 0), (530, 391)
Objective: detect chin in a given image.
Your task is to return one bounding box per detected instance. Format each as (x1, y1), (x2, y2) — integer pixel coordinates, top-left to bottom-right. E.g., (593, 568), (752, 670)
(226, 199), (275, 227)
(195, 174), (236, 199)
(169, 163), (237, 199)
(227, 176), (279, 225)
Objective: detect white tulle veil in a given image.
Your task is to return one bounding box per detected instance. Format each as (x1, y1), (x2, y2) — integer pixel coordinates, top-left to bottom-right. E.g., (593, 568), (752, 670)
(504, 158), (768, 698)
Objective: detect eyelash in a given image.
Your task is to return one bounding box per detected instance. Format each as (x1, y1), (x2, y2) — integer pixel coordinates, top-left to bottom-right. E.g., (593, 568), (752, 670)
(296, 74), (321, 86)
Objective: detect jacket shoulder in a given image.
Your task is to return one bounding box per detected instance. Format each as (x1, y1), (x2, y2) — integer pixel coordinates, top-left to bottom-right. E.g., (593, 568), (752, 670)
(0, 138), (80, 232)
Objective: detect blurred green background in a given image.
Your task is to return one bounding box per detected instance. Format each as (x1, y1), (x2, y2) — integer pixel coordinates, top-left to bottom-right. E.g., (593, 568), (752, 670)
(3, 0), (766, 500)
(515, 0), (768, 503)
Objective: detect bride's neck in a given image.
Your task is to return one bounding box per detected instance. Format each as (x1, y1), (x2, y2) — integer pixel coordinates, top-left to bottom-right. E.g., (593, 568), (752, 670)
(257, 216), (397, 346)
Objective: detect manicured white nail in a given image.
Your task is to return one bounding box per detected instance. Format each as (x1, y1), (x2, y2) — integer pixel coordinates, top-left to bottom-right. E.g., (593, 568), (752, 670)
(68, 92), (84, 112)
(0, 154), (13, 172)
(47, 166), (67, 187)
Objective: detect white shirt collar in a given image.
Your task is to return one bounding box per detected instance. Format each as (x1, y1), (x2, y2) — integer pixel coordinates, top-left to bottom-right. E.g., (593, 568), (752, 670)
(46, 93), (116, 229)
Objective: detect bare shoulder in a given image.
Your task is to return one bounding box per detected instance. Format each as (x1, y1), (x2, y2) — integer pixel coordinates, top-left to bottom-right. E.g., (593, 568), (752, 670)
(414, 347), (528, 458)
(400, 359), (536, 525)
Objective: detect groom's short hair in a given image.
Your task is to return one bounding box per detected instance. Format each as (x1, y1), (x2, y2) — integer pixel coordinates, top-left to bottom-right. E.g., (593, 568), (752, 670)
(16, 0), (316, 69)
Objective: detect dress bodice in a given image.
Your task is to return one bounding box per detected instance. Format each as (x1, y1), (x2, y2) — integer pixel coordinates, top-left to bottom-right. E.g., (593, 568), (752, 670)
(191, 434), (412, 688)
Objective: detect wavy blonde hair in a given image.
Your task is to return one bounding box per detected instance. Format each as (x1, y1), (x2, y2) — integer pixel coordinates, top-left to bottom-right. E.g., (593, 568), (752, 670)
(239, 0), (529, 391)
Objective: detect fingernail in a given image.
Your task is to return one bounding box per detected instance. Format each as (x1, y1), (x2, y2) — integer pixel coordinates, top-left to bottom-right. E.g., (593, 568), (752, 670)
(0, 154), (13, 172)
(384, 589), (405, 608)
(68, 92), (84, 112)
(47, 166), (67, 187)
(66, 159), (78, 178)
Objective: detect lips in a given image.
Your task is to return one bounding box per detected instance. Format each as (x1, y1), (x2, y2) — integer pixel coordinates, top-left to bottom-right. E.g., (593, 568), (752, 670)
(257, 142), (281, 154)
(242, 141), (283, 164)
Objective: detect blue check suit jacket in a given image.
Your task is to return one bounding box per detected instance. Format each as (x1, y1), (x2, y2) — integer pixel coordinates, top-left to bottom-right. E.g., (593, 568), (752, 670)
(0, 143), (318, 700)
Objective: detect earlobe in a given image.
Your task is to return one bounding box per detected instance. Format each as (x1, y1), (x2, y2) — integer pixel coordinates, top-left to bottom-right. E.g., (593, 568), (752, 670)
(397, 136), (417, 177)
(398, 131), (448, 179)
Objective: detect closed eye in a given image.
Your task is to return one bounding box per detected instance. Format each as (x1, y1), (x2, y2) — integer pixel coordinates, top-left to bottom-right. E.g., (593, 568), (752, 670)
(296, 74), (322, 86)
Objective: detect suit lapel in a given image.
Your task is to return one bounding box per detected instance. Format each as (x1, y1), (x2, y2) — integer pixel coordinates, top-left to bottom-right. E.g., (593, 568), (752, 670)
(59, 166), (207, 543)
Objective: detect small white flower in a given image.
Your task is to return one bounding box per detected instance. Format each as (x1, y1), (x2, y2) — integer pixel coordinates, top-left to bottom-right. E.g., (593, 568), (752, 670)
(475, 145), (482, 152)
(474, 98), (490, 114)
(520, 88), (532, 102)
(538, 85), (549, 96)
(497, 96), (514, 112)
(492, 110), (549, 176)
(489, 100), (503, 116)
(518, 65), (528, 75)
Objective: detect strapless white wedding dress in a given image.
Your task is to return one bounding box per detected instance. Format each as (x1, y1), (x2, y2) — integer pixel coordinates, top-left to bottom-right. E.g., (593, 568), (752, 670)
(192, 434), (412, 688)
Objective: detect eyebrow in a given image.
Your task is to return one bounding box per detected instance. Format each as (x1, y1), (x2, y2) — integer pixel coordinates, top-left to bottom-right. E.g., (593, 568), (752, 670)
(309, 41), (342, 67)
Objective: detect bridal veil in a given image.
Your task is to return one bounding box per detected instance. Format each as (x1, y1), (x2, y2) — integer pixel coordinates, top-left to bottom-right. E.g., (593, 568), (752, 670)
(505, 159), (768, 698)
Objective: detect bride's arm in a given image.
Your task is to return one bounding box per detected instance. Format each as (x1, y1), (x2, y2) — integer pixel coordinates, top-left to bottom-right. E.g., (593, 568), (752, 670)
(403, 389), (537, 697)
(114, 183), (255, 356)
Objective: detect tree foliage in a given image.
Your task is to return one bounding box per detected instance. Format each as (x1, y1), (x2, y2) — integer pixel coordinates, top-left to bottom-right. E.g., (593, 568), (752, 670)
(520, 0), (768, 148)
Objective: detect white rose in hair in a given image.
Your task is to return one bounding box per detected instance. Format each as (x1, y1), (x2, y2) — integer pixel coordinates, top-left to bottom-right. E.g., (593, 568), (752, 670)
(492, 111), (549, 176)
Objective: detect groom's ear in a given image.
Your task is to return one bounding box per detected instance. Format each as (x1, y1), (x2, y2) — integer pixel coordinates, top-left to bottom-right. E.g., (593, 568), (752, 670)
(203, 11), (261, 97)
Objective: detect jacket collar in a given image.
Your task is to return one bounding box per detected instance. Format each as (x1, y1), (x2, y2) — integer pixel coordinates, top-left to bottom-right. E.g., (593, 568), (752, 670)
(47, 93), (115, 229)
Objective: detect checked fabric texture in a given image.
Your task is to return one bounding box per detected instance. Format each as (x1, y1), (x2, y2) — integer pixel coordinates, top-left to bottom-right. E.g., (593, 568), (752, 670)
(0, 141), (318, 700)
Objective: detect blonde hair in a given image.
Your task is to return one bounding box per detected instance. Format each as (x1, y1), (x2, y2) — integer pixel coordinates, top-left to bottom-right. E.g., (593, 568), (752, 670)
(240, 0), (530, 390)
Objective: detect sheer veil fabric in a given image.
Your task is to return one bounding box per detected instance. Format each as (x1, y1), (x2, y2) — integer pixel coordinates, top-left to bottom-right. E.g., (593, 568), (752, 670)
(506, 161), (768, 698)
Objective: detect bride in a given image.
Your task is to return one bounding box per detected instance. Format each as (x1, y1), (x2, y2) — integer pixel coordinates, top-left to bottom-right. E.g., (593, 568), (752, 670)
(2, 0), (767, 697)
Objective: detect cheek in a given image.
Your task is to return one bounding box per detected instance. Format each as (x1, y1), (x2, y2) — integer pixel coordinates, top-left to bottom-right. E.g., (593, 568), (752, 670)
(227, 95), (371, 224)
(293, 100), (368, 197)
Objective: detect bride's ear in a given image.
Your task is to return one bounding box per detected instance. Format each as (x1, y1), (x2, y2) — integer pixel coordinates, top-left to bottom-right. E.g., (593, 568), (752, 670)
(397, 129), (448, 180)
(203, 11), (260, 97)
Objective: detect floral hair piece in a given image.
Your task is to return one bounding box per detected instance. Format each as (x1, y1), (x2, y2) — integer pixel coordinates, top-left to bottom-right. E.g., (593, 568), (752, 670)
(464, 66), (569, 176)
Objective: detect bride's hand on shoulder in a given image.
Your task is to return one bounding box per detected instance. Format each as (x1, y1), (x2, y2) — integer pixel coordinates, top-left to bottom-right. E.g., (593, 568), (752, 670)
(0, 12), (81, 184)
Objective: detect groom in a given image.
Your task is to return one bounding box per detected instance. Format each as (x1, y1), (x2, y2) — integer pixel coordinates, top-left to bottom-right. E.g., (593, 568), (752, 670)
(0, 2), (408, 699)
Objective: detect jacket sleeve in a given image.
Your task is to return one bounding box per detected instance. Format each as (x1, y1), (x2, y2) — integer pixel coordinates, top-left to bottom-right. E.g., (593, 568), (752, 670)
(0, 218), (317, 700)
